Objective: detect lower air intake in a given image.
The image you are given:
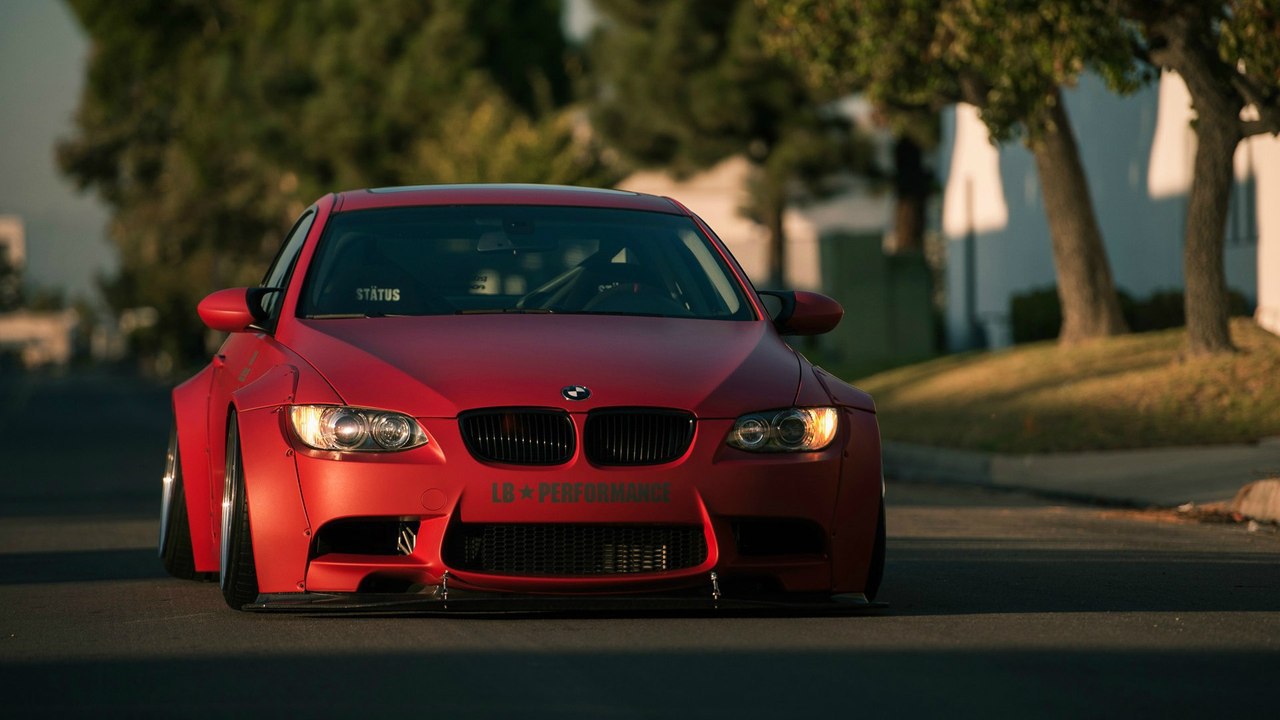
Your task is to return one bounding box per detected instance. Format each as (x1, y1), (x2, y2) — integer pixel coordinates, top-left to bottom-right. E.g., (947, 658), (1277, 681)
(443, 523), (707, 575)
(312, 518), (418, 557)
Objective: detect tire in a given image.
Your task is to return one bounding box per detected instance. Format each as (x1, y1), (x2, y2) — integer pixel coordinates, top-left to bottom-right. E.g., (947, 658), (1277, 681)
(159, 424), (198, 579)
(864, 498), (886, 602)
(220, 412), (260, 610)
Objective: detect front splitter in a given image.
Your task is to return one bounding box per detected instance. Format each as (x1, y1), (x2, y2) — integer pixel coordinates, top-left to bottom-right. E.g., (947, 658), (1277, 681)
(244, 590), (887, 616)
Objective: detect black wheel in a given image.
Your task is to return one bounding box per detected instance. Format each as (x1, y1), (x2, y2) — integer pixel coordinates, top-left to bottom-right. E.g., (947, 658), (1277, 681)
(220, 412), (259, 610)
(864, 497), (886, 602)
(159, 424), (198, 579)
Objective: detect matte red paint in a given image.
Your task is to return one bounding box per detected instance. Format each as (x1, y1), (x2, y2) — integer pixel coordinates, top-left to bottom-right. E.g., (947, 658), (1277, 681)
(172, 367), (217, 572)
(171, 184), (883, 602)
(783, 290), (845, 336)
(196, 288), (257, 334)
(285, 315), (800, 419)
(337, 184), (682, 215)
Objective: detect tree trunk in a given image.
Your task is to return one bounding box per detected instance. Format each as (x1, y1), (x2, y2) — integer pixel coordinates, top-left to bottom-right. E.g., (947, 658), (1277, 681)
(763, 185), (787, 288)
(1182, 114), (1239, 355)
(1137, 3), (1246, 355)
(888, 136), (928, 254)
(1029, 88), (1129, 345)
(1153, 20), (1241, 355)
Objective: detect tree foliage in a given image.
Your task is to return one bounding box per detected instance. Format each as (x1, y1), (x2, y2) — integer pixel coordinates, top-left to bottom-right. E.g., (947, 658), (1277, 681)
(759, 0), (1141, 345)
(760, 0), (1144, 140)
(59, 0), (617, 366)
(0, 253), (22, 311)
(590, 0), (874, 287)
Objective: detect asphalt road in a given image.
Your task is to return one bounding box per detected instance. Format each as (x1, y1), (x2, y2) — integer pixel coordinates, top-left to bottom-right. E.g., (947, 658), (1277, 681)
(2, 371), (1278, 718)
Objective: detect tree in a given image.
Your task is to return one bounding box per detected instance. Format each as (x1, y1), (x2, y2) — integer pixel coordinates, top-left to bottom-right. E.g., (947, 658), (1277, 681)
(760, 0), (1141, 345)
(1121, 0), (1280, 355)
(590, 0), (872, 288)
(59, 0), (618, 367)
(0, 254), (21, 311)
(888, 123), (936, 255)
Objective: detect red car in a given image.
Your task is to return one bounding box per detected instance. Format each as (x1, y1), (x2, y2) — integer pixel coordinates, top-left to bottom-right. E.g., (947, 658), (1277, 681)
(159, 184), (885, 612)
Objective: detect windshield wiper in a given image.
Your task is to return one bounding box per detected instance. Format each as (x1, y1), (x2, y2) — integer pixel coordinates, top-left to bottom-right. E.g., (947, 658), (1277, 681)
(305, 312), (415, 319)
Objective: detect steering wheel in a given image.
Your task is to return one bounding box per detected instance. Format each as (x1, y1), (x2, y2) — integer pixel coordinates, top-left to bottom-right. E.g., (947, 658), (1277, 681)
(580, 264), (689, 316)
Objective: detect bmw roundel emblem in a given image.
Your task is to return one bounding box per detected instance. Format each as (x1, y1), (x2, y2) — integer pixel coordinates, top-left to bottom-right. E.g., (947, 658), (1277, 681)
(562, 385), (591, 401)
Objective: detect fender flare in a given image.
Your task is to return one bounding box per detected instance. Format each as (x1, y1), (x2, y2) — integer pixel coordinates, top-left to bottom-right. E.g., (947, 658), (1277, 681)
(828, 407), (884, 594)
(172, 365), (218, 572)
(228, 364), (316, 593)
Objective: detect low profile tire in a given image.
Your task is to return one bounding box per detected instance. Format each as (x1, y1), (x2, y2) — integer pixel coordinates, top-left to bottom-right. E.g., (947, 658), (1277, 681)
(159, 424), (198, 579)
(220, 412), (260, 610)
(864, 498), (886, 602)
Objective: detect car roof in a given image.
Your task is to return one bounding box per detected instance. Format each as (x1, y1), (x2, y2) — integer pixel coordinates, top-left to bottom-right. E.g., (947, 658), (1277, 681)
(334, 184), (687, 215)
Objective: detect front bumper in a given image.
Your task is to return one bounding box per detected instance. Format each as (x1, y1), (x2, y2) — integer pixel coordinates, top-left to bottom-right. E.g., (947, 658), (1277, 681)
(238, 408), (883, 598)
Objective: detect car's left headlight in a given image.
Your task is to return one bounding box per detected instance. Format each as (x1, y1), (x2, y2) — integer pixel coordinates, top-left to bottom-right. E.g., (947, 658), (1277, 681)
(726, 407), (839, 452)
(289, 405), (428, 452)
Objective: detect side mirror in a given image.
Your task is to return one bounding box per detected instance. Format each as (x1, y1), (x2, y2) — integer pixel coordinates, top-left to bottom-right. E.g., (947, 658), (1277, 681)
(198, 287), (275, 333)
(758, 290), (843, 336)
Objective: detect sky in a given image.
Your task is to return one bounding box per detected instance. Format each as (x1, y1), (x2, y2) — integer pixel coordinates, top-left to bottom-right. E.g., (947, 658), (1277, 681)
(0, 0), (114, 303)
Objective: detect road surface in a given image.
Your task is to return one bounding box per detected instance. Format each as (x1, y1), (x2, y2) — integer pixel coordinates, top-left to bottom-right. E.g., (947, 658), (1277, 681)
(2, 371), (1277, 718)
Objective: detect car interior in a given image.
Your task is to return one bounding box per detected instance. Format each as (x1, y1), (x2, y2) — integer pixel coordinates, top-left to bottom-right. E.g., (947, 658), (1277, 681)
(299, 207), (751, 320)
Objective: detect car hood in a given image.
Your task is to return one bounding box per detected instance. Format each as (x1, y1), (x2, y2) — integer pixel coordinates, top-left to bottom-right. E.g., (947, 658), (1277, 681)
(285, 314), (806, 418)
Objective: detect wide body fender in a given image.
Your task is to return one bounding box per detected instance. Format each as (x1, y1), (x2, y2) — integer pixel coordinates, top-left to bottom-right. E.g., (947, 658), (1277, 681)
(229, 364), (315, 593)
(173, 366), (218, 572)
(829, 407), (883, 594)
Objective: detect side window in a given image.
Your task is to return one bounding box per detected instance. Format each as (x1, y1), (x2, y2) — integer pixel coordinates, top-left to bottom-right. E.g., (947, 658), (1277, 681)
(259, 210), (316, 321)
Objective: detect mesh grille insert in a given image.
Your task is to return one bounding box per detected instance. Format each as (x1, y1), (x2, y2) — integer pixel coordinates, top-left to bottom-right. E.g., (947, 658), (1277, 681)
(584, 409), (695, 466)
(459, 409), (574, 465)
(443, 523), (707, 575)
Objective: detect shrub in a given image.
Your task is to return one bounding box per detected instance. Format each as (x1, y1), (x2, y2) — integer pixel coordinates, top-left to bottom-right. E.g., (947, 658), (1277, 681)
(1008, 287), (1254, 343)
(1009, 287), (1062, 343)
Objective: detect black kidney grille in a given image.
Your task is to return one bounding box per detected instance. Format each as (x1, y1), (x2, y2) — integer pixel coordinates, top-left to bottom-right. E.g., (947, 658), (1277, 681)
(443, 523), (707, 576)
(584, 409), (695, 465)
(459, 409), (574, 465)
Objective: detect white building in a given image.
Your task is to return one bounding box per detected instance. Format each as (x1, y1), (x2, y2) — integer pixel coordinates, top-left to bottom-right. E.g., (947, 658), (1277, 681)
(0, 308), (79, 367)
(0, 215), (25, 309)
(939, 71), (1280, 349)
(0, 216), (81, 368)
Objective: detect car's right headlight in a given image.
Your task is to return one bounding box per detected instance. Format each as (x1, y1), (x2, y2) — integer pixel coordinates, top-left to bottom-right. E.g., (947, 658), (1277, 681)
(726, 407), (839, 452)
(289, 405), (428, 452)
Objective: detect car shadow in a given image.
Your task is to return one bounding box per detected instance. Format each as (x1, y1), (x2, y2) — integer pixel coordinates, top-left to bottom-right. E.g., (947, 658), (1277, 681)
(0, 548), (168, 585)
(1, 648), (1275, 717)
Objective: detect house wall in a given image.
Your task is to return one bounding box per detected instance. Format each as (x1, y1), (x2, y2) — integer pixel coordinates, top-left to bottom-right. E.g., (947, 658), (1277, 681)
(939, 71), (1275, 349)
(1249, 129), (1280, 337)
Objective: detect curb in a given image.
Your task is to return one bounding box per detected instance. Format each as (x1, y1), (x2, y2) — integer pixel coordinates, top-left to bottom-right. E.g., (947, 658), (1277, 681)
(883, 438), (1280, 513)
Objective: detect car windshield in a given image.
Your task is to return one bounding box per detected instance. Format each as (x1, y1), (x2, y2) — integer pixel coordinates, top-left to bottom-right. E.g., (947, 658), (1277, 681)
(297, 205), (755, 320)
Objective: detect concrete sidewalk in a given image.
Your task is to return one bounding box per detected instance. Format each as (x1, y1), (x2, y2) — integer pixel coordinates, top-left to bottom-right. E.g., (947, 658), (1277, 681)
(883, 438), (1280, 519)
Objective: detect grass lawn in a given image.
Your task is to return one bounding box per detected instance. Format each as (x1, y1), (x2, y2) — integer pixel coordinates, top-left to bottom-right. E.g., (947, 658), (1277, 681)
(850, 318), (1280, 454)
